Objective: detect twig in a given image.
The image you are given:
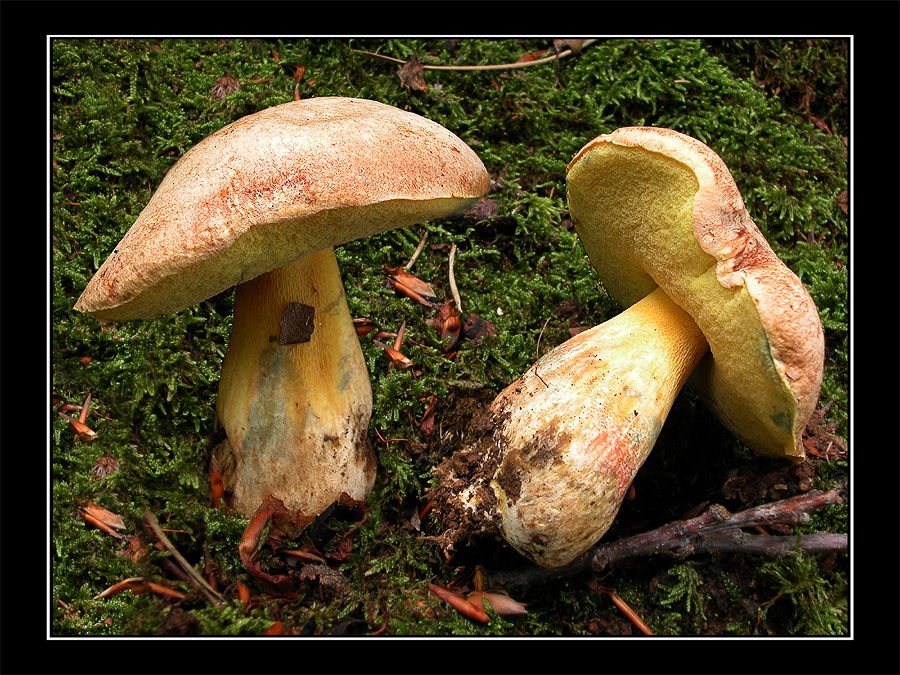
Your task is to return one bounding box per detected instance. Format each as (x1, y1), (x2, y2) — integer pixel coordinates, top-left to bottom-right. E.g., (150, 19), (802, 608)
(448, 243), (462, 313)
(483, 486), (847, 590)
(535, 315), (553, 360)
(406, 230), (429, 270)
(352, 40), (597, 72)
(142, 506), (225, 605)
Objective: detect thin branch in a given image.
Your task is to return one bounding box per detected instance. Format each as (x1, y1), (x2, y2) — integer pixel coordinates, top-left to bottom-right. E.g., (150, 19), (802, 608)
(483, 486), (847, 591)
(448, 243), (462, 313)
(142, 505), (226, 605)
(352, 40), (597, 72)
(405, 230), (429, 270)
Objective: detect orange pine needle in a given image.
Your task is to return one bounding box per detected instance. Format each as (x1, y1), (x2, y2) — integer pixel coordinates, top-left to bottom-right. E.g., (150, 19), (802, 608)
(586, 579), (653, 635)
(428, 582), (490, 623)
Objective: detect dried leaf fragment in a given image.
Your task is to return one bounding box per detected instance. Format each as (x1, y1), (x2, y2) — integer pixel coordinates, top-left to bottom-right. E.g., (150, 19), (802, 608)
(428, 582), (490, 623)
(385, 266), (436, 298)
(59, 413), (98, 441)
(58, 393), (99, 441)
(239, 496), (300, 595)
(81, 500), (126, 532)
(375, 342), (415, 370)
(397, 56), (428, 92)
(431, 301), (462, 351)
(516, 49), (549, 63)
(353, 317), (379, 337)
(460, 197), (502, 220)
(467, 591), (528, 617)
(461, 313), (496, 342)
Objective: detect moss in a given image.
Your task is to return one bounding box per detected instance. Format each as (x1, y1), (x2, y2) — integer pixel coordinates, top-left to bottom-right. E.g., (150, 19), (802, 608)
(757, 550), (849, 636)
(51, 37), (848, 637)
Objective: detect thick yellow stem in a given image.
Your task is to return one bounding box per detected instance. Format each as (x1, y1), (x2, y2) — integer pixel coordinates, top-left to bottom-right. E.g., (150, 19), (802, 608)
(489, 287), (709, 567)
(215, 248), (375, 516)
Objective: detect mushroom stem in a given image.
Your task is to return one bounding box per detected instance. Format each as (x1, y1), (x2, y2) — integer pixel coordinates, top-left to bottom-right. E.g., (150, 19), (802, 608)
(487, 286), (709, 567)
(215, 248), (375, 516)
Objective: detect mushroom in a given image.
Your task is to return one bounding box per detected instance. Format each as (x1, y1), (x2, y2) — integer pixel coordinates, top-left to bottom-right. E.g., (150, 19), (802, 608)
(439, 127), (824, 568)
(74, 97), (490, 517)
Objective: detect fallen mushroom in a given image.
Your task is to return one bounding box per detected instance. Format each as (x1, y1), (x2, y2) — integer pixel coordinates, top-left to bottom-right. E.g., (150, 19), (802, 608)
(74, 97), (489, 517)
(437, 127), (824, 568)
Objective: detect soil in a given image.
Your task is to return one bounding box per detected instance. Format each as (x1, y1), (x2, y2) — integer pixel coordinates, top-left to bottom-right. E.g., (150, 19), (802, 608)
(427, 392), (503, 552)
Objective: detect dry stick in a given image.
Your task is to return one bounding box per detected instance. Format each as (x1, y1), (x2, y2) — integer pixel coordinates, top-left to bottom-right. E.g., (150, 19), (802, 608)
(535, 315), (553, 360)
(142, 505), (225, 605)
(484, 486), (847, 590)
(405, 230), (429, 270)
(352, 39), (598, 72)
(448, 243), (462, 313)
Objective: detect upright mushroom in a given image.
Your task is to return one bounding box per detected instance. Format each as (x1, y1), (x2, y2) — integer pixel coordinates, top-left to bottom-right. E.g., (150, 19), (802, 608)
(75, 97), (489, 517)
(436, 127), (823, 568)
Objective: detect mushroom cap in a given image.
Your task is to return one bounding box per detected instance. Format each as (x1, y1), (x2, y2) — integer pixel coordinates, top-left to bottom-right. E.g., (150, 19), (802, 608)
(566, 127), (824, 459)
(74, 97), (490, 321)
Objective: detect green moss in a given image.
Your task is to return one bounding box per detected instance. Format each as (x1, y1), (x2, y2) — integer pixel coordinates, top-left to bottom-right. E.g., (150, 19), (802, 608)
(758, 550), (849, 636)
(656, 562), (709, 633)
(51, 37), (848, 637)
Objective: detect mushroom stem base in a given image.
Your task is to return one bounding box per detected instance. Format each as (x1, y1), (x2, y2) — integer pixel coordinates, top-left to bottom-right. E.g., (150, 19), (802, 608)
(215, 248), (375, 517)
(485, 286), (709, 567)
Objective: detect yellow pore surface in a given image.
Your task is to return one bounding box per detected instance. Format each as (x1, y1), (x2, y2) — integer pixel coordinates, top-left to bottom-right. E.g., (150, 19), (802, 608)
(567, 143), (800, 458)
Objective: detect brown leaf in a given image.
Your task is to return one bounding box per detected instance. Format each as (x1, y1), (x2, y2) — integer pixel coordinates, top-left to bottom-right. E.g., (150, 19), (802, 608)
(327, 529), (356, 564)
(397, 56), (428, 92)
(811, 116), (832, 135)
